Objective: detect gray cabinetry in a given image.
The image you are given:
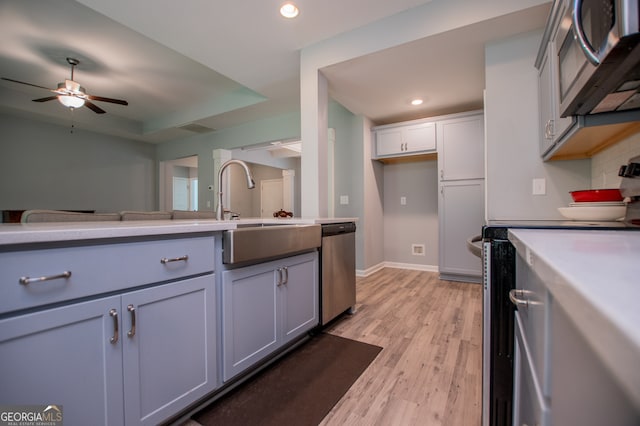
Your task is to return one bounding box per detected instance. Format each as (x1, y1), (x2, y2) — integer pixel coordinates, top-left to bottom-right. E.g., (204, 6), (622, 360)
(0, 295), (124, 425)
(512, 240), (638, 425)
(438, 180), (484, 281)
(513, 313), (551, 426)
(221, 251), (318, 381)
(437, 112), (484, 282)
(0, 235), (217, 426)
(373, 121), (436, 158)
(511, 252), (551, 426)
(534, 0), (639, 161)
(122, 276), (216, 425)
(536, 1), (573, 157)
(550, 302), (638, 426)
(437, 113), (484, 180)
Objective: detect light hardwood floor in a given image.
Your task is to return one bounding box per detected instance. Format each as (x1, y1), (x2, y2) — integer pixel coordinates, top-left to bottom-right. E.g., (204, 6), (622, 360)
(320, 268), (482, 426)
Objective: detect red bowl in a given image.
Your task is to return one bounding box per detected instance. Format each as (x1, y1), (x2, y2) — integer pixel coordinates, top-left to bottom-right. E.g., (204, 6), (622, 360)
(569, 189), (623, 202)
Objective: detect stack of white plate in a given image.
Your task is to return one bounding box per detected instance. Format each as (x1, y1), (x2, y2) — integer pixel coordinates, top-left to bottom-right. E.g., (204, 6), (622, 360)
(558, 201), (626, 221)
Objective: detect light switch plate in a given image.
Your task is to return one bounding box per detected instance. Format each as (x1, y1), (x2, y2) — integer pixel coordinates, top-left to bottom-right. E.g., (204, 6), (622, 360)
(532, 178), (546, 195)
(400, 196), (407, 205)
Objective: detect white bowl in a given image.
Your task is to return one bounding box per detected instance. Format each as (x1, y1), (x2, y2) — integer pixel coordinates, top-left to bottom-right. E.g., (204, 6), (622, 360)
(568, 201), (625, 207)
(558, 205), (626, 221)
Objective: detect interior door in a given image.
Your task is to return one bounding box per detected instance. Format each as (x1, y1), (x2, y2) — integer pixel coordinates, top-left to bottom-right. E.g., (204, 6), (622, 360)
(172, 177), (190, 210)
(261, 178), (283, 217)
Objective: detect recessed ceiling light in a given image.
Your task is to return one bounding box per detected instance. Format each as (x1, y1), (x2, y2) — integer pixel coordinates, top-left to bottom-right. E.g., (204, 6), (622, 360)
(280, 2), (299, 18)
(411, 99), (424, 106)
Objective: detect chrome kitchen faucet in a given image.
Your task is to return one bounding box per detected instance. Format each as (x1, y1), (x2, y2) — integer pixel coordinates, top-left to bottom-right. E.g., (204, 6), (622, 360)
(216, 159), (256, 220)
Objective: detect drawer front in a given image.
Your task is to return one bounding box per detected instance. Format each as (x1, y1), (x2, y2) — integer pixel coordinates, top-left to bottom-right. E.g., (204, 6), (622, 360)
(514, 253), (550, 396)
(0, 235), (215, 314)
(514, 313), (551, 426)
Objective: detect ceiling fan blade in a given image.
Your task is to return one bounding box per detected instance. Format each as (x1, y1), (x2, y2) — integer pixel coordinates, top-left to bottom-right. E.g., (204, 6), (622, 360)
(87, 95), (128, 106)
(32, 96), (58, 103)
(1, 77), (53, 91)
(84, 100), (106, 114)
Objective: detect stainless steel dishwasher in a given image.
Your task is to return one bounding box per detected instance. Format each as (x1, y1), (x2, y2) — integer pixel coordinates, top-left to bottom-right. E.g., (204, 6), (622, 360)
(320, 222), (356, 325)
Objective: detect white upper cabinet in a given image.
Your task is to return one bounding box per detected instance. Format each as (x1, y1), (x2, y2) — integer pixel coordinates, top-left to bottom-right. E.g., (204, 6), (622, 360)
(437, 112), (485, 181)
(374, 121), (436, 158)
(537, 1), (573, 157)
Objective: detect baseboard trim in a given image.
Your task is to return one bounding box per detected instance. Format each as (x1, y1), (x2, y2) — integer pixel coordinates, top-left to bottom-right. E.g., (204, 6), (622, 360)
(439, 272), (482, 284)
(357, 261), (438, 277)
(356, 262), (385, 277)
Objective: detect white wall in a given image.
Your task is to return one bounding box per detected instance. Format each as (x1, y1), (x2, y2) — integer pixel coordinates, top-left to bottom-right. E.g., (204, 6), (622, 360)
(383, 160), (439, 268)
(0, 112), (156, 214)
(484, 30), (591, 220)
(157, 111), (301, 212)
(361, 116), (385, 273)
(229, 162), (289, 218)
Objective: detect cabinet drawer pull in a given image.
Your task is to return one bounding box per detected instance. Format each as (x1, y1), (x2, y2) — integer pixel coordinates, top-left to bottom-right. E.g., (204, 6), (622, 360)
(109, 309), (119, 344)
(127, 304), (136, 338)
(19, 271), (72, 286)
(160, 255), (189, 264)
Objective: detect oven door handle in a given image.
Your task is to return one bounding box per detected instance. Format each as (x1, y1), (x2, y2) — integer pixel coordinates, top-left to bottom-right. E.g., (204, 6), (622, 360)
(572, 0), (600, 66)
(509, 289), (530, 308)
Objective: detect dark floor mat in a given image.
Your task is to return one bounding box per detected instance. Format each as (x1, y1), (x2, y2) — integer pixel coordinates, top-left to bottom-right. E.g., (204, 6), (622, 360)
(193, 333), (382, 426)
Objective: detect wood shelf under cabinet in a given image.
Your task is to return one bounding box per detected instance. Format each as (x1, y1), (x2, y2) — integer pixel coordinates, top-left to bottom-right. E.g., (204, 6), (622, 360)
(548, 121), (640, 161)
(375, 152), (437, 164)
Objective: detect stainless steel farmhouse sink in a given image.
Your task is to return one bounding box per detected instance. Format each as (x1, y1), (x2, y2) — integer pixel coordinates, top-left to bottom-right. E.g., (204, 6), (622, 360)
(222, 224), (321, 265)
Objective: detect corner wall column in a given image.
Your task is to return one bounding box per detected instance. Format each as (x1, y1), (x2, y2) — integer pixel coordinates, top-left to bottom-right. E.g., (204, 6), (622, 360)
(300, 68), (329, 218)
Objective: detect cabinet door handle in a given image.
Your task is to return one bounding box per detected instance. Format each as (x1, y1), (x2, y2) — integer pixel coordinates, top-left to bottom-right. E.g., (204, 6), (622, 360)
(544, 120), (551, 140)
(127, 304), (136, 338)
(109, 309), (119, 344)
(160, 255), (189, 264)
(282, 266), (289, 285)
(276, 268), (283, 286)
(19, 271), (71, 285)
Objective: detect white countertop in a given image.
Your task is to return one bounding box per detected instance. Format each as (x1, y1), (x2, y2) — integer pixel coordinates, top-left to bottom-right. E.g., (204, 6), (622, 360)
(508, 228), (640, 408)
(0, 217), (359, 246)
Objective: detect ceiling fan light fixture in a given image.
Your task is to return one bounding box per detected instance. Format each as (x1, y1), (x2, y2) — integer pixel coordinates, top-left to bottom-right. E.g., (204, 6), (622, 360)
(280, 2), (299, 18)
(58, 95), (85, 109)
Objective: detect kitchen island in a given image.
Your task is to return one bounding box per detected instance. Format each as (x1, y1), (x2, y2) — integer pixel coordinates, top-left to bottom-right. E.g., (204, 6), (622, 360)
(508, 228), (640, 425)
(0, 217), (356, 425)
(0, 217), (355, 245)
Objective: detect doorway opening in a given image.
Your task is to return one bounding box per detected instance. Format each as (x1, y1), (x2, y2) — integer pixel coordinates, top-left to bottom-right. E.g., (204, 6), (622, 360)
(159, 155), (199, 211)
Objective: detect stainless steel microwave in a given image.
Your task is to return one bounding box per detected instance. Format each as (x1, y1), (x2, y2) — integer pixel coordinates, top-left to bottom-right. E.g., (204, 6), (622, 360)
(557, 0), (640, 116)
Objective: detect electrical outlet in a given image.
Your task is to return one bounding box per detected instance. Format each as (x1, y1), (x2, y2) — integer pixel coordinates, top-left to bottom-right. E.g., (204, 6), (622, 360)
(411, 244), (425, 256)
(340, 195), (349, 205)
(400, 196), (407, 205)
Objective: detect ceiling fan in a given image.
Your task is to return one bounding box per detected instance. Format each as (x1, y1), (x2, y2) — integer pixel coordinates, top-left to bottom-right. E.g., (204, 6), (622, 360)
(1, 57), (128, 114)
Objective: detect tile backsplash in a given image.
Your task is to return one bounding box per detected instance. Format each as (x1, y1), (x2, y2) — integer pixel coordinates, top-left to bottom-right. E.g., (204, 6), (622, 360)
(591, 130), (640, 189)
